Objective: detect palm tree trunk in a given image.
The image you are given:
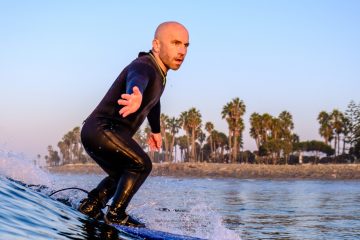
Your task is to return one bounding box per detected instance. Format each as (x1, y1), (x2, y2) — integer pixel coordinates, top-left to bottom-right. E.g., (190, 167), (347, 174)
(170, 135), (175, 162)
(228, 129), (232, 163)
(210, 136), (214, 162)
(334, 137), (338, 156)
(163, 134), (169, 162)
(337, 134), (341, 156)
(220, 147), (224, 163)
(186, 134), (190, 162)
(191, 128), (196, 162)
(233, 131), (238, 163)
(213, 141), (217, 162)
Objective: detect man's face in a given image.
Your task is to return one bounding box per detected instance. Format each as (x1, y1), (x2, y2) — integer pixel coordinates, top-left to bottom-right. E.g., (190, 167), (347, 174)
(158, 26), (189, 71)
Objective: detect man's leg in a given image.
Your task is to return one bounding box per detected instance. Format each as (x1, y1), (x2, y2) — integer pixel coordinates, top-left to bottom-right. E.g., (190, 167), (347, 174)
(105, 169), (151, 227)
(78, 176), (118, 219)
(100, 129), (152, 227)
(79, 120), (122, 219)
(80, 120), (152, 226)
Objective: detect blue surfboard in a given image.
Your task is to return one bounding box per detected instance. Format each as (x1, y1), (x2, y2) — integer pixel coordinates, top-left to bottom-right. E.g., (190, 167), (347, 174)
(112, 224), (205, 240)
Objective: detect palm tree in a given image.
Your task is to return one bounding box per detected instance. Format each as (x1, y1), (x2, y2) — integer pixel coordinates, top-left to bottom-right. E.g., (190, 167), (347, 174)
(46, 145), (60, 166)
(67, 130), (77, 163)
(250, 111), (294, 163)
(330, 109), (344, 156)
(177, 135), (188, 162)
(214, 131), (228, 162)
(269, 117), (282, 161)
(59, 133), (71, 164)
(186, 108), (202, 162)
(222, 98), (246, 163)
(57, 141), (66, 165)
(317, 111), (333, 146)
(222, 102), (233, 161)
(341, 116), (351, 154)
(179, 111), (191, 161)
(72, 127), (82, 163)
(210, 130), (219, 162)
(166, 117), (181, 162)
(278, 111), (294, 137)
(205, 122), (215, 161)
(261, 113), (273, 144)
(270, 117), (282, 141)
(197, 129), (206, 162)
(160, 113), (170, 162)
(278, 111), (294, 162)
(56, 127), (83, 164)
(251, 113), (272, 156)
(250, 113), (262, 150)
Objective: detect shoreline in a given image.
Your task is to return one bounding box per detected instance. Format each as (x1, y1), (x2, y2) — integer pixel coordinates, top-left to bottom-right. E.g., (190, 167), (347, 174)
(47, 163), (360, 180)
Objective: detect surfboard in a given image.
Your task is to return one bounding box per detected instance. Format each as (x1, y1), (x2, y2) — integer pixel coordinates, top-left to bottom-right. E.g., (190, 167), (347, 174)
(112, 224), (205, 240)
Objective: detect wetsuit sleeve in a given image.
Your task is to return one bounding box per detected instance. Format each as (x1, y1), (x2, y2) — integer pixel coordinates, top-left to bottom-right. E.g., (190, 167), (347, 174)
(147, 101), (161, 133)
(126, 62), (152, 94)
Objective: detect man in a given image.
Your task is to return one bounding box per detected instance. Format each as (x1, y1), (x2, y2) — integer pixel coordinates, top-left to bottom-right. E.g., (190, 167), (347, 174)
(78, 21), (189, 227)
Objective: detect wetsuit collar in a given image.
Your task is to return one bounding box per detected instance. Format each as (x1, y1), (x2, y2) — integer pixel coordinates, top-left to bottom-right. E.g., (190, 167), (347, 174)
(148, 51), (167, 86)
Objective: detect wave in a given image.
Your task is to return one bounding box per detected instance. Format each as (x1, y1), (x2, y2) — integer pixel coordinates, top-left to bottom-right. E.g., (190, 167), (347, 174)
(0, 149), (241, 240)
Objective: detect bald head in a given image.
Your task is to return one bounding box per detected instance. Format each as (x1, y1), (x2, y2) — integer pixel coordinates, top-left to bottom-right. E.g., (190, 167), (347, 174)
(152, 21), (189, 72)
(154, 21), (188, 39)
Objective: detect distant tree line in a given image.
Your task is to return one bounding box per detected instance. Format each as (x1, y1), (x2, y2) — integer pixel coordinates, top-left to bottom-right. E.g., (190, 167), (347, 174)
(45, 127), (92, 166)
(317, 100), (360, 158)
(44, 99), (360, 166)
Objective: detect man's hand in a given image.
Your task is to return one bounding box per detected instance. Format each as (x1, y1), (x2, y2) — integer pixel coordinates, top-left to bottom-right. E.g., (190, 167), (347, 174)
(148, 133), (162, 151)
(118, 86), (142, 117)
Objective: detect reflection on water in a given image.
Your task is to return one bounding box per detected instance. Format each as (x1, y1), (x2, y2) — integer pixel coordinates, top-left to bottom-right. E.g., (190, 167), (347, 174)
(215, 180), (360, 240)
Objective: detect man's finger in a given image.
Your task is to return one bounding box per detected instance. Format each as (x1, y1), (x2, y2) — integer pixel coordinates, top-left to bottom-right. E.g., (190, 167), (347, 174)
(119, 107), (128, 115)
(122, 110), (130, 117)
(121, 94), (131, 100)
(118, 99), (129, 106)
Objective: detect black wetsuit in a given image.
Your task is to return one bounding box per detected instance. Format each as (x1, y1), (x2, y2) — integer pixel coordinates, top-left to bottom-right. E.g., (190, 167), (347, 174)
(80, 51), (166, 217)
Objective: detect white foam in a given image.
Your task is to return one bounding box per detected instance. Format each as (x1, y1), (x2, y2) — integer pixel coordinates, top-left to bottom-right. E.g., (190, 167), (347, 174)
(137, 199), (241, 239)
(187, 203), (241, 240)
(0, 149), (101, 208)
(0, 149), (52, 186)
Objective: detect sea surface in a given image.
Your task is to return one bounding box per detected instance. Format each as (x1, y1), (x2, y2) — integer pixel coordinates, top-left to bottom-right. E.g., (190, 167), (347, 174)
(1, 151), (360, 240)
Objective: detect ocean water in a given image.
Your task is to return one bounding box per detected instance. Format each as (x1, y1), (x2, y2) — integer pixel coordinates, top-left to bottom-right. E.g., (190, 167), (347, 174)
(1, 150), (360, 240)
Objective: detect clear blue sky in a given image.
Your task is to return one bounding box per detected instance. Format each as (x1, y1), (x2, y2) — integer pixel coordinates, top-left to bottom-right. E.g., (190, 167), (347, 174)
(1, 0), (359, 158)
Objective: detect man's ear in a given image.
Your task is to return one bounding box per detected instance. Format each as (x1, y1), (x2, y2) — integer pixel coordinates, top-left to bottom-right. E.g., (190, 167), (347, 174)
(152, 39), (160, 53)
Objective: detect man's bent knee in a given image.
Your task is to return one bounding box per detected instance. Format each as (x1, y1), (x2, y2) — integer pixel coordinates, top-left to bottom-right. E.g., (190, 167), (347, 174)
(132, 155), (152, 175)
